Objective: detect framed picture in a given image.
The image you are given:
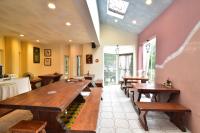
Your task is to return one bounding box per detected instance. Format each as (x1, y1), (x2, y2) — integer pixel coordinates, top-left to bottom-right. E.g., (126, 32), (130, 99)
(44, 49), (51, 57)
(44, 58), (51, 66)
(33, 47), (40, 63)
(86, 54), (93, 64)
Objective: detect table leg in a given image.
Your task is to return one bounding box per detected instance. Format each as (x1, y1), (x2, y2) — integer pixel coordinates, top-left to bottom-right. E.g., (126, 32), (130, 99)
(167, 93), (178, 102)
(31, 110), (64, 133)
(137, 93), (142, 102)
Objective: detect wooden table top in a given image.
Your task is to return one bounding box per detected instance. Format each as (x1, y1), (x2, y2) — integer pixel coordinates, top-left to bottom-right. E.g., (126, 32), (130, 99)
(123, 76), (149, 81)
(0, 80), (91, 112)
(38, 74), (63, 78)
(132, 83), (180, 93)
(30, 77), (42, 83)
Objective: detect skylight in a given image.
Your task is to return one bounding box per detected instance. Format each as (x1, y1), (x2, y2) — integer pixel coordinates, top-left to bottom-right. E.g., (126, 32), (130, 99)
(107, 0), (129, 19)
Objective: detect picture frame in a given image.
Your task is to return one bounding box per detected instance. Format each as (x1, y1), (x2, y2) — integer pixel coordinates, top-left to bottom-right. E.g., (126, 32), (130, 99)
(44, 58), (51, 66)
(86, 54), (93, 64)
(44, 49), (51, 57)
(33, 47), (40, 63)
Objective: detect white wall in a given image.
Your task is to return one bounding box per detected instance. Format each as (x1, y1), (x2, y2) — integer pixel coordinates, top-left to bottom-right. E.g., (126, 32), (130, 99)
(100, 24), (138, 45)
(82, 43), (103, 80)
(86, 0), (100, 41)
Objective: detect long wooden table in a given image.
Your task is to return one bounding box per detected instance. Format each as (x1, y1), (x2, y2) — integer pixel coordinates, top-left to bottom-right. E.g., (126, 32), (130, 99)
(39, 74), (63, 86)
(0, 80), (102, 133)
(131, 83), (180, 102)
(123, 76), (149, 85)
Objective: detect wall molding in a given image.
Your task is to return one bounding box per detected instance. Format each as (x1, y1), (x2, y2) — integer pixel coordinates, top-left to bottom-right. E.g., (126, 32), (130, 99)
(156, 21), (200, 69)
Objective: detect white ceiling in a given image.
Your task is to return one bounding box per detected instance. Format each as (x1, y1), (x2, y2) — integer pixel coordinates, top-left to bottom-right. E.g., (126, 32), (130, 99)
(0, 0), (175, 45)
(0, 0), (99, 45)
(98, 0), (174, 34)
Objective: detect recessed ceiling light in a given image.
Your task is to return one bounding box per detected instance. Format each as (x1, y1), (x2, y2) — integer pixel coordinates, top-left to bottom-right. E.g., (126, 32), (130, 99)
(19, 34), (24, 37)
(132, 20), (137, 24)
(36, 40), (40, 42)
(48, 2), (56, 10)
(114, 19), (118, 22)
(65, 22), (71, 26)
(146, 0), (152, 5)
(69, 40), (72, 42)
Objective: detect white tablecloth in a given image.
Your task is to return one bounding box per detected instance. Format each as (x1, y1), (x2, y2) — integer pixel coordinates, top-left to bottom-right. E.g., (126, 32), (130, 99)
(0, 82), (18, 100)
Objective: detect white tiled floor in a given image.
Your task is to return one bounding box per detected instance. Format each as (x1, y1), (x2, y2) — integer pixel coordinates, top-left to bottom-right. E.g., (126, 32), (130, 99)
(97, 85), (190, 133)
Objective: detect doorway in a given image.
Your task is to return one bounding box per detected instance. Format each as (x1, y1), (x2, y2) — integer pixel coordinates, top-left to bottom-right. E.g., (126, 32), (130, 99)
(104, 45), (134, 86)
(143, 37), (156, 82)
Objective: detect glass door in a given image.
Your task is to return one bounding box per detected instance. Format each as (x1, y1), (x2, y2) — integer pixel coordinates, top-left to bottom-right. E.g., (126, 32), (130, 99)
(104, 53), (117, 86)
(118, 53), (133, 81)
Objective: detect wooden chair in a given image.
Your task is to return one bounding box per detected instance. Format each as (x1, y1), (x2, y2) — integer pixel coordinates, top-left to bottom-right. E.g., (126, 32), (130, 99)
(10, 120), (47, 133)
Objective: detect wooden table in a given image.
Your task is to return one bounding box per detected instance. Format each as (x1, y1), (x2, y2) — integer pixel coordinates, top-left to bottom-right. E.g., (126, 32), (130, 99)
(38, 74), (62, 86)
(84, 74), (95, 80)
(123, 76), (149, 85)
(30, 77), (42, 90)
(131, 83), (180, 102)
(0, 80), (94, 133)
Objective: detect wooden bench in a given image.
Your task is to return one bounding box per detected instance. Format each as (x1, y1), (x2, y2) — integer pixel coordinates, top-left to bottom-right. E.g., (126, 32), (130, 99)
(135, 102), (191, 132)
(10, 120), (47, 133)
(122, 84), (133, 97)
(95, 80), (103, 87)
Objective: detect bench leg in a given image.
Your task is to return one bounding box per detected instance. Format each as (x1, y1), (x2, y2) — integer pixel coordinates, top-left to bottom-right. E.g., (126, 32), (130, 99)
(170, 112), (187, 132)
(137, 93), (142, 102)
(127, 88), (130, 97)
(138, 111), (148, 131)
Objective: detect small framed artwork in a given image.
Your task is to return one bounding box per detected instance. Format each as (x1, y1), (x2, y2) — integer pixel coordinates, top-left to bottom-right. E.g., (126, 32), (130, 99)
(86, 54), (93, 64)
(44, 49), (51, 57)
(33, 47), (40, 63)
(44, 58), (51, 66)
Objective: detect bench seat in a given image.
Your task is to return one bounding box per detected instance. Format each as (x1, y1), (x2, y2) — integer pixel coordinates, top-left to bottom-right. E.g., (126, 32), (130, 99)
(135, 102), (191, 132)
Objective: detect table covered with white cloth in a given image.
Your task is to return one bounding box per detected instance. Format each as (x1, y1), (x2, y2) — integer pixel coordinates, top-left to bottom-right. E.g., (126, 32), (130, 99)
(0, 82), (18, 100)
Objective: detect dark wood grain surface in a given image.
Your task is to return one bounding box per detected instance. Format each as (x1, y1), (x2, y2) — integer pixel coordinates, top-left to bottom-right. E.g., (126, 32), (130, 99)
(132, 83), (180, 93)
(136, 102), (191, 112)
(0, 80), (91, 112)
(71, 87), (102, 132)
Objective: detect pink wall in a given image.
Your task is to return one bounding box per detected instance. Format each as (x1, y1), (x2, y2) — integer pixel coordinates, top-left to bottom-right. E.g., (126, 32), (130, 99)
(138, 0), (200, 132)
(156, 27), (200, 133)
(138, 0), (200, 68)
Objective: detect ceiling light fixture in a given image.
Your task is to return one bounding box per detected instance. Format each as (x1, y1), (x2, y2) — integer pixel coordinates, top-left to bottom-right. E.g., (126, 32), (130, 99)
(146, 0), (152, 5)
(65, 22), (71, 26)
(114, 19), (118, 22)
(19, 34), (24, 37)
(36, 40), (40, 43)
(48, 2), (56, 10)
(69, 40), (72, 42)
(132, 20), (137, 24)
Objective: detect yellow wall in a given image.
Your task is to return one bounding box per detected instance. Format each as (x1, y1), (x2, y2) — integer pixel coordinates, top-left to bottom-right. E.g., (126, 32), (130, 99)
(0, 36), (67, 77)
(4, 37), (21, 77)
(0, 37), (5, 68)
(69, 44), (83, 78)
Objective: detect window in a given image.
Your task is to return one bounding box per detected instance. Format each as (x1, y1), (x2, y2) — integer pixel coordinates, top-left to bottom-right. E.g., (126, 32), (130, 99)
(77, 56), (81, 76)
(107, 0), (129, 19)
(64, 56), (69, 78)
